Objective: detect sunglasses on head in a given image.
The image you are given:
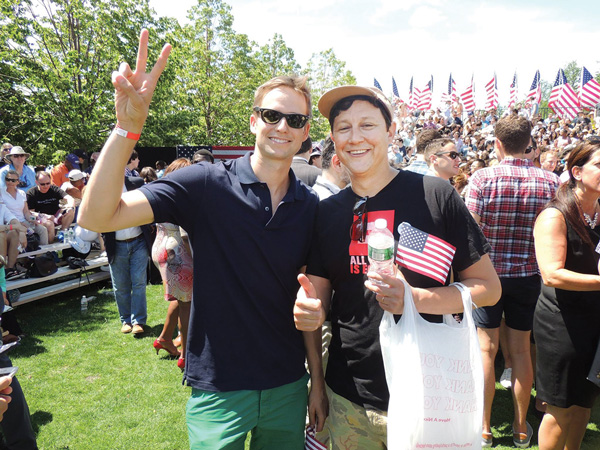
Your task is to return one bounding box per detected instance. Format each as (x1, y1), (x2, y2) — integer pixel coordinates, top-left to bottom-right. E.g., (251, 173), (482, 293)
(435, 151), (460, 160)
(349, 196), (369, 243)
(253, 107), (309, 129)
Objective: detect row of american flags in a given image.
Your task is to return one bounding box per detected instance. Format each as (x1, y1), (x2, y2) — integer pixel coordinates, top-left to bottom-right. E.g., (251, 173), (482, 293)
(375, 67), (600, 120)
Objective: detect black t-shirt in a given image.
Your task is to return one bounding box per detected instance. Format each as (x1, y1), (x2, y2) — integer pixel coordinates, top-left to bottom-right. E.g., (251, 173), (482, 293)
(26, 185), (66, 215)
(307, 171), (491, 411)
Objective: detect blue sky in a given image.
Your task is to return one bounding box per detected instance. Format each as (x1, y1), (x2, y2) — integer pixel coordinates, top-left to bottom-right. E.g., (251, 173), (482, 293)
(149, 0), (600, 108)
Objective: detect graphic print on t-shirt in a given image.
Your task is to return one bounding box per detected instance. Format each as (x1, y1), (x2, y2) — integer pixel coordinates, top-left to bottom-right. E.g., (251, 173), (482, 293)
(348, 209), (394, 275)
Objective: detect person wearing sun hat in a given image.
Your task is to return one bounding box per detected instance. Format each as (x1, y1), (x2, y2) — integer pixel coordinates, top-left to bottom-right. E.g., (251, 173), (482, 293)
(294, 85), (500, 448)
(0, 146), (36, 193)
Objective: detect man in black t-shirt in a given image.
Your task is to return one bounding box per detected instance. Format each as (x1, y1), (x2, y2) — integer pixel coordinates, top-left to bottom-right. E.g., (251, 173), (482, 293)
(27, 171), (75, 243)
(294, 85), (501, 448)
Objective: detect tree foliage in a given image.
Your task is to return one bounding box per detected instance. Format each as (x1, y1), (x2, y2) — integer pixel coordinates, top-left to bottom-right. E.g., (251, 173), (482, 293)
(165, 0), (256, 146)
(255, 33), (300, 81)
(302, 49), (356, 141)
(0, 0), (172, 164)
(0, 0), (357, 161)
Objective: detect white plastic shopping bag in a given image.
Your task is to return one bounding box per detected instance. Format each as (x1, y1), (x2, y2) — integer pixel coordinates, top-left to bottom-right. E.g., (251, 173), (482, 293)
(380, 282), (484, 449)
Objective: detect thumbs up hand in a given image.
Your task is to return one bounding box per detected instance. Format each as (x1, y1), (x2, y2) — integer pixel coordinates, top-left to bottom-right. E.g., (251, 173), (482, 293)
(294, 274), (325, 331)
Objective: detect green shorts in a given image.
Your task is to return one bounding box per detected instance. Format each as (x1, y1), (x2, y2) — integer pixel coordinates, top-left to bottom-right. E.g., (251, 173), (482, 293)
(186, 373), (309, 450)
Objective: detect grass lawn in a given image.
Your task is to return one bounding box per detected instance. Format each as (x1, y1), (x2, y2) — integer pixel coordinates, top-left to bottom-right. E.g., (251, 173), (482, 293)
(2, 281), (600, 449)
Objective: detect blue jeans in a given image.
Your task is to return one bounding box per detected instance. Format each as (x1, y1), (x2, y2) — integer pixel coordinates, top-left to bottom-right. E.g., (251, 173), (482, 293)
(109, 236), (148, 325)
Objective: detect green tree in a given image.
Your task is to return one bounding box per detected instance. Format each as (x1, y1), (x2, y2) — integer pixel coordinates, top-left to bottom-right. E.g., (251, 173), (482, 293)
(0, 0), (170, 164)
(255, 33), (300, 81)
(166, 0), (256, 147)
(562, 60), (581, 91)
(302, 49), (356, 140)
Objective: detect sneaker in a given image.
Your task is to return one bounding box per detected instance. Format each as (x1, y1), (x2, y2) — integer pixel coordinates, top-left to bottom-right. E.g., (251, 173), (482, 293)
(500, 367), (512, 389)
(513, 421), (533, 448)
(482, 431), (493, 448)
(5, 268), (26, 281)
(121, 323), (133, 334)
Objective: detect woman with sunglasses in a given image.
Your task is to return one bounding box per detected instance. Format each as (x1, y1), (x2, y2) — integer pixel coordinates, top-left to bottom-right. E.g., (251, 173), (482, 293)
(1, 170), (48, 244)
(533, 141), (600, 449)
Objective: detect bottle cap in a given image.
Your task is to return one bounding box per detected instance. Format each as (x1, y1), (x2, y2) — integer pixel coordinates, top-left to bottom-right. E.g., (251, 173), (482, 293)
(374, 218), (387, 229)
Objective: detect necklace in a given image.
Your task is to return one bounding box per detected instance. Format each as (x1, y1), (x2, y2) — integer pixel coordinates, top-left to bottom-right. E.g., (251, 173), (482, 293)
(583, 212), (599, 229)
(573, 189), (599, 229)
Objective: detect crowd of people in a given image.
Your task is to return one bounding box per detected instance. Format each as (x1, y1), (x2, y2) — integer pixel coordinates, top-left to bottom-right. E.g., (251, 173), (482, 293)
(2, 28), (600, 450)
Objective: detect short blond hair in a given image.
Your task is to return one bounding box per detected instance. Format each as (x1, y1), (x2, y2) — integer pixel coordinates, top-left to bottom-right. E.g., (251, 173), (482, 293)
(253, 76), (311, 115)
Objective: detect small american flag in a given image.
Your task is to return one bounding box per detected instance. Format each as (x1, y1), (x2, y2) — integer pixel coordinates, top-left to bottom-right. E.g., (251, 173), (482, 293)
(460, 75), (475, 111)
(579, 66), (600, 109)
(508, 72), (518, 108)
(549, 69), (579, 119)
(305, 425), (327, 450)
(527, 70), (541, 105)
(408, 76), (419, 110)
(416, 76), (433, 111)
(484, 73), (498, 110)
(374, 78), (383, 91)
(440, 73), (456, 104)
(396, 222), (456, 285)
(392, 76), (400, 101)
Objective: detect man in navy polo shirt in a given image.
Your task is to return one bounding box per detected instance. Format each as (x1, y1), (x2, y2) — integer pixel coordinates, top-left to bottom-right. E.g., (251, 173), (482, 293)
(79, 30), (319, 449)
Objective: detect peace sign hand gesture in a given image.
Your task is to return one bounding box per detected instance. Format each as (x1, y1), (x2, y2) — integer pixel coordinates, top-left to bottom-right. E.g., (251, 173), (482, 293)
(111, 29), (172, 134)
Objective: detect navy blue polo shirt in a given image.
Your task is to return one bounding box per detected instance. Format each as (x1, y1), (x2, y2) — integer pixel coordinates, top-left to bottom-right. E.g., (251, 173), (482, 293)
(139, 153), (318, 391)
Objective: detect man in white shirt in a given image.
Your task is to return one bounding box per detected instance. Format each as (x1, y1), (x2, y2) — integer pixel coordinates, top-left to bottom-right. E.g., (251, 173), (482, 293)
(102, 178), (152, 335)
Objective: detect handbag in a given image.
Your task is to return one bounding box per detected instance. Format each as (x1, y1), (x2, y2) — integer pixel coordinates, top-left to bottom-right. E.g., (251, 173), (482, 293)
(26, 232), (41, 252)
(379, 281), (484, 449)
(28, 252), (58, 277)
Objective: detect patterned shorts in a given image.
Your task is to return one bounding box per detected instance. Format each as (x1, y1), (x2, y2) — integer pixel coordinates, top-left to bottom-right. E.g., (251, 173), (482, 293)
(327, 386), (388, 450)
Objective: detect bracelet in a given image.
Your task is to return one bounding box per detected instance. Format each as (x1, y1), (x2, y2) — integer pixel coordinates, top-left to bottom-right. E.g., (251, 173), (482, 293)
(9, 225), (12, 231)
(114, 123), (141, 141)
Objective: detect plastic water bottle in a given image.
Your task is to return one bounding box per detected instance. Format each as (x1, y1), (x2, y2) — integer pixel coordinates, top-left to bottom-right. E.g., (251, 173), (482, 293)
(367, 218), (396, 286)
(80, 295), (88, 313)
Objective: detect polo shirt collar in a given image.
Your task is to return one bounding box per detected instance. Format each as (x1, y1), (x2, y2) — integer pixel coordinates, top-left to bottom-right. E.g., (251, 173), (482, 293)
(232, 152), (307, 201)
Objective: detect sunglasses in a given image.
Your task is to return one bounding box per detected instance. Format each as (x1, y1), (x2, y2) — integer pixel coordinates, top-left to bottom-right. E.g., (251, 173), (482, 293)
(5, 178), (18, 183)
(349, 196), (369, 243)
(11, 154), (26, 158)
(435, 151), (460, 160)
(38, 182), (51, 186)
(524, 146), (534, 154)
(253, 107), (309, 129)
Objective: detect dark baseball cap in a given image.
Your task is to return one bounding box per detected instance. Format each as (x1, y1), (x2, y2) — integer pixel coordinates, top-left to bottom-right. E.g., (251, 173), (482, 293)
(66, 153), (80, 169)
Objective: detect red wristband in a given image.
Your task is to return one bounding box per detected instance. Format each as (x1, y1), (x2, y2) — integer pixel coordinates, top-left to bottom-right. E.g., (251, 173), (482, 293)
(9, 225), (12, 230)
(114, 124), (141, 141)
